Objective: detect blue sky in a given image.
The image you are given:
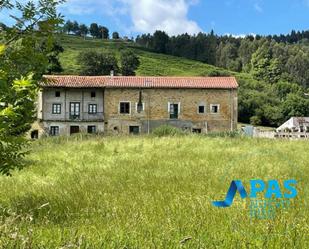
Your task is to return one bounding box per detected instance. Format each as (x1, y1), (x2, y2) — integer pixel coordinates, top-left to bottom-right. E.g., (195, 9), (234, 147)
(1, 0), (309, 37)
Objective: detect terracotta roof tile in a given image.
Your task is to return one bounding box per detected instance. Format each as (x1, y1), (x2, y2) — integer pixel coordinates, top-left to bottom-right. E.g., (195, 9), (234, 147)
(42, 75), (238, 89)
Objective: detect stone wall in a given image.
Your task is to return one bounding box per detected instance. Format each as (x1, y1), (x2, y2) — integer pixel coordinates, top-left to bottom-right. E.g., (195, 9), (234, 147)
(104, 88), (237, 134)
(42, 88), (104, 121)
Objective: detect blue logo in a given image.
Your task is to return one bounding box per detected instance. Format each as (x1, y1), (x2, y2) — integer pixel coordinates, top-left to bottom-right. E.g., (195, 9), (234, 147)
(212, 179), (297, 219)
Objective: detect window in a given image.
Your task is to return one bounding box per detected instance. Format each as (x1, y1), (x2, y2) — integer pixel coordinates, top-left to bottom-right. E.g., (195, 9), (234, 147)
(120, 102), (130, 114)
(211, 104), (220, 114)
(50, 126), (59, 136)
(88, 104), (97, 114)
(91, 91), (96, 98)
(70, 102), (80, 119)
(70, 126), (79, 135)
(55, 91), (60, 97)
(52, 104), (61, 114)
(135, 102), (145, 112)
(129, 126), (140, 135)
(192, 128), (202, 134)
(169, 102), (180, 119)
(198, 105), (205, 114)
(88, 126), (96, 134)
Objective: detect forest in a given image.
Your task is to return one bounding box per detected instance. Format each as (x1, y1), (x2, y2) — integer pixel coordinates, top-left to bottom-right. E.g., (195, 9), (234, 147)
(136, 30), (309, 126)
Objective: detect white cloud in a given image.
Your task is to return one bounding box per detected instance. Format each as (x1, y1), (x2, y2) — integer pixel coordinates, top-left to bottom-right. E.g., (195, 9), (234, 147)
(225, 33), (256, 38)
(120, 0), (202, 35)
(59, 0), (202, 35)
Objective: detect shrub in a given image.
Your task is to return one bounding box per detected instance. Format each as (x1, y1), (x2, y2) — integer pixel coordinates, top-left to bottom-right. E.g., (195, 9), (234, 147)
(205, 130), (242, 138)
(152, 125), (184, 137)
(205, 69), (231, 77)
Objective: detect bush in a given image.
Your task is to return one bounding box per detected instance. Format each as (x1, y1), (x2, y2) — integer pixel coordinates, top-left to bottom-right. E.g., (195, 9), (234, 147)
(205, 69), (231, 77)
(205, 130), (242, 138)
(152, 125), (184, 137)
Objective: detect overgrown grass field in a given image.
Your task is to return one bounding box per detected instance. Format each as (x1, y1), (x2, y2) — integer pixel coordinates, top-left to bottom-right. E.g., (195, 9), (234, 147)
(0, 135), (308, 248)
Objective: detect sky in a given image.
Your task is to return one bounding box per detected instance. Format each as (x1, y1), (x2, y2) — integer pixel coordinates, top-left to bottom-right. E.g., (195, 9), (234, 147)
(1, 0), (309, 37)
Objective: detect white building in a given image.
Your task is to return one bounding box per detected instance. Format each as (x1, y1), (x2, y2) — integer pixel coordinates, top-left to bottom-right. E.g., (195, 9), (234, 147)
(276, 117), (309, 132)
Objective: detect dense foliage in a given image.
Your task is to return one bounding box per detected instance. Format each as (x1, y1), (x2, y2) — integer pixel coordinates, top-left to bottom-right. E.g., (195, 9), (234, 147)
(62, 20), (110, 39)
(78, 50), (140, 76)
(0, 0), (63, 175)
(136, 30), (309, 126)
(136, 30), (309, 87)
(120, 50), (140, 76)
(77, 50), (119, 76)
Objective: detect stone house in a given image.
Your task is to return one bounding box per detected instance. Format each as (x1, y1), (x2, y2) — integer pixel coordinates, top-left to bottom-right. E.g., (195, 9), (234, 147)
(31, 75), (238, 137)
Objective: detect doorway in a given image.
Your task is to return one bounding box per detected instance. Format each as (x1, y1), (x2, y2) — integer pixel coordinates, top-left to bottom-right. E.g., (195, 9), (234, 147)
(129, 126), (140, 135)
(70, 126), (80, 135)
(31, 130), (39, 139)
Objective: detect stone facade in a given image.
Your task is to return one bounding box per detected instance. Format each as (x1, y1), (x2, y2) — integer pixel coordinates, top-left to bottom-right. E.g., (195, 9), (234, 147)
(31, 76), (238, 137)
(32, 88), (105, 137)
(104, 88), (237, 135)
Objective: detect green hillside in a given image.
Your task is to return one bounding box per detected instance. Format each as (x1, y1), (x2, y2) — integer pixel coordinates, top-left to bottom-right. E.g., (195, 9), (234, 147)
(57, 35), (309, 127)
(58, 35), (233, 77)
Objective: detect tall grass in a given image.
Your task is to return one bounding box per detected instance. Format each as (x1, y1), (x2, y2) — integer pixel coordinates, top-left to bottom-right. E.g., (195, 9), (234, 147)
(0, 135), (308, 248)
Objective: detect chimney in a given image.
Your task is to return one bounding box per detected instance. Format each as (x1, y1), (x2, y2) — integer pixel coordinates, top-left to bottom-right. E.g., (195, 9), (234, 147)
(110, 70), (114, 77)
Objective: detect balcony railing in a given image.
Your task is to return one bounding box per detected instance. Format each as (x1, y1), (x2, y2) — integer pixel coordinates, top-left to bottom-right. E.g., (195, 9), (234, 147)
(44, 112), (104, 122)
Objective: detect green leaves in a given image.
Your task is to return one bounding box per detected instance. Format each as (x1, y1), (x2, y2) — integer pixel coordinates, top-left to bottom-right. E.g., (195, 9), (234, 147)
(120, 50), (140, 76)
(12, 73), (34, 92)
(0, 0), (63, 175)
(78, 50), (119, 76)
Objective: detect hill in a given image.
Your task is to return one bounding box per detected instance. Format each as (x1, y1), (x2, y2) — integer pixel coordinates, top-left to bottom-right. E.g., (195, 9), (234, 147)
(58, 35), (229, 77)
(0, 135), (308, 248)
(56, 35), (309, 127)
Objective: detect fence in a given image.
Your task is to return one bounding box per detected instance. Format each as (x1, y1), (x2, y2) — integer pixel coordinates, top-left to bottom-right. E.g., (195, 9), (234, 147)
(253, 129), (309, 140)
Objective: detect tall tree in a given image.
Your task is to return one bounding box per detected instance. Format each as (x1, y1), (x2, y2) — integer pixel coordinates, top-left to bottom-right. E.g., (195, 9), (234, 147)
(99, 26), (109, 39)
(45, 42), (64, 74)
(120, 50), (140, 76)
(0, 0), (64, 175)
(89, 23), (99, 38)
(153, 30), (169, 53)
(72, 21), (79, 35)
(79, 24), (88, 39)
(63, 20), (74, 34)
(112, 32), (120, 40)
(78, 50), (119, 76)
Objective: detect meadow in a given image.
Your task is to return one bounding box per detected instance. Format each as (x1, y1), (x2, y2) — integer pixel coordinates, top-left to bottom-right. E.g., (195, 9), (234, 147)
(58, 35), (231, 77)
(0, 135), (308, 248)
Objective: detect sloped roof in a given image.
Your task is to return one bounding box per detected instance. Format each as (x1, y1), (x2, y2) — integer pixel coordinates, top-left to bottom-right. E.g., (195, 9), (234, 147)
(291, 117), (309, 127)
(42, 75), (238, 89)
(277, 117), (309, 131)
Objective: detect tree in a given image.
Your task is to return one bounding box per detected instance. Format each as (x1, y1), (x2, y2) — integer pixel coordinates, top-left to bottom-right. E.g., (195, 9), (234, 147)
(281, 94), (309, 118)
(89, 23), (99, 38)
(78, 50), (119, 76)
(251, 43), (282, 83)
(0, 0), (63, 175)
(46, 42), (64, 74)
(79, 24), (88, 39)
(153, 30), (169, 53)
(112, 32), (120, 40)
(98, 26), (109, 39)
(63, 20), (74, 34)
(0, 22), (7, 32)
(72, 21), (79, 35)
(120, 50), (140, 76)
